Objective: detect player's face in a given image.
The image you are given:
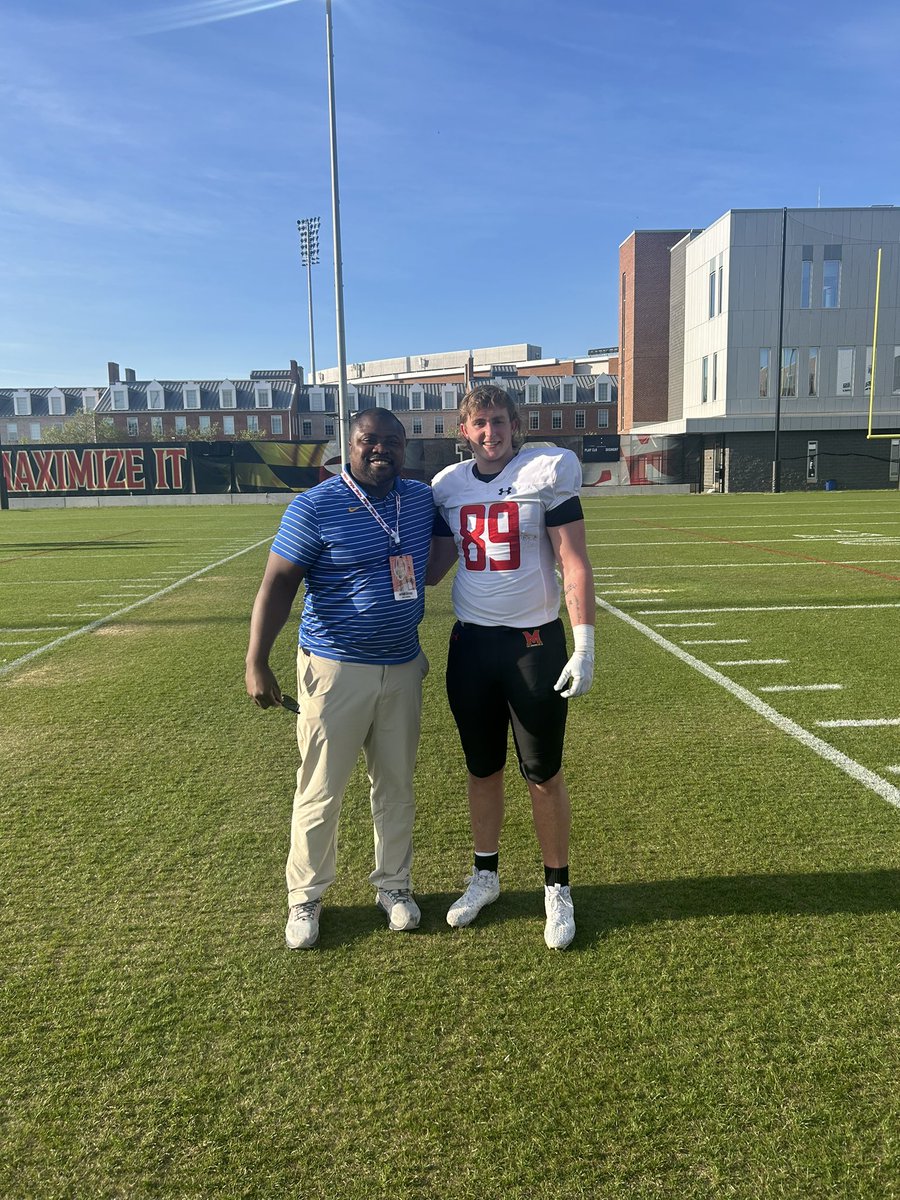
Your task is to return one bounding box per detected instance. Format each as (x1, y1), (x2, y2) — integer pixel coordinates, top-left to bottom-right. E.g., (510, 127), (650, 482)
(349, 414), (406, 494)
(460, 406), (517, 471)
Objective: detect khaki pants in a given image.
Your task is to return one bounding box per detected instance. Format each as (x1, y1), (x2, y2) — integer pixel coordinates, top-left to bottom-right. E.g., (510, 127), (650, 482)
(286, 648), (429, 904)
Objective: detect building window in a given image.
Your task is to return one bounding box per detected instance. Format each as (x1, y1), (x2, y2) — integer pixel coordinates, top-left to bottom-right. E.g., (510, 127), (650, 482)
(183, 385), (200, 409)
(712, 353), (718, 402)
(701, 356), (709, 403)
(410, 388), (424, 410)
(836, 347), (855, 396)
(48, 390), (65, 416)
(302, 420), (313, 437)
(442, 388), (457, 410)
(561, 382), (575, 403)
(865, 346), (874, 394)
(890, 439), (900, 482)
(412, 418), (423, 434)
(175, 415), (187, 434)
(781, 348), (798, 397)
(893, 348), (900, 395)
(717, 261), (723, 313)
(597, 409), (609, 428)
(575, 410), (585, 429)
(823, 247), (841, 308)
(376, 390), (391, 410)
(112, 388), (129, 411)
(529, 411), (540, 431)
(309, 388), (326, 412)
(82, 389), (98, 411)
(126, 417), (139, 437)
(435, 417), (444, 434)
(219, 386), (236, 409)
(14, 391), (32, 416)
(247, 414), (259, 433)
(708, 266), (716, 319)
(759, 349), (770, 399)
(808, 348), (819, 397)
(30, 422), (42, 441)
(801, 246), (813, 309)
(325, 420), (335, 437)
(551, 410), (562, 431)
(255, 387), (272, 409)
(199, 415), (211, 430)
(223, 416), (235, 436)
(271, 414), (283, 435)
(148, 388), (164, 410)
(595, 381), (609, 403)
(151, 416), (163, 437)
(6, 423), (19, 442)
(526, 384), (540, 405)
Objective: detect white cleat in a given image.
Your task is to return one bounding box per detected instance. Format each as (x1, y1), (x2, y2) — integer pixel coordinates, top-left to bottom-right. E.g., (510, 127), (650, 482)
(446, 870), (500, 928)
(285, 899), (322, 950)
(376, 888), (421, 931)
(544, 884), (575, 950)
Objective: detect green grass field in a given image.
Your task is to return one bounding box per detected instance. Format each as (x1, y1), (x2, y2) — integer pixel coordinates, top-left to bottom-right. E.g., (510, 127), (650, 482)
(1, 491), (898, 1199)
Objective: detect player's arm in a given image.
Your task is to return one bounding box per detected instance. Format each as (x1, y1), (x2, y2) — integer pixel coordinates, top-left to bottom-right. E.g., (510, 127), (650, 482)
(548, 517), (596, 698)
(245, 550), (306, 709)
(425, 509), (458, 585)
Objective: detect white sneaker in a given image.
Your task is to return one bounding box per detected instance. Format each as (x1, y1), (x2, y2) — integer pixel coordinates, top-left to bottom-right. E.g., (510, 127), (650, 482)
(446, 869), (500, 928)
(376, 888), (421, 931)
(544, 884), (575, 950)
(285, 899), (322, 949)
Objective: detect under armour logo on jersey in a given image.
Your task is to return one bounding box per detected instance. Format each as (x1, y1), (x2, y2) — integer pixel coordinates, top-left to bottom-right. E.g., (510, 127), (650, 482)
(522, 629), (543, 648)
(498, 486), (514, 495)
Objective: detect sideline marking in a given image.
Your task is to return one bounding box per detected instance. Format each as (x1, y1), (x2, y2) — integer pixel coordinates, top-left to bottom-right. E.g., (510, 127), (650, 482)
(758, 684), (843, 693)
(0, 537), (274, 680)
(639, 603), (900, 615)
(654, 621), (717, 628)
(598, 595), (900, 811)
(681, 638), (748, 645)
(0, 626), (70, 632)
(817, 718), (900, 728)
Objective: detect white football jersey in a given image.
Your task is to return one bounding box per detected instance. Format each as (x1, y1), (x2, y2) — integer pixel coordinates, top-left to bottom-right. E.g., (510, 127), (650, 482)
(432, 446), (582, 627)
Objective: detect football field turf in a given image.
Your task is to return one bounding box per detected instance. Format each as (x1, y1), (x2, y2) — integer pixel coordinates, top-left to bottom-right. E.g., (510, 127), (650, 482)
(1, 491), (898, 1198)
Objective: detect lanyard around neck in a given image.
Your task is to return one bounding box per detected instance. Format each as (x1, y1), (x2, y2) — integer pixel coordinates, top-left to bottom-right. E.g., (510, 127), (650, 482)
(340, 470), (401, 546)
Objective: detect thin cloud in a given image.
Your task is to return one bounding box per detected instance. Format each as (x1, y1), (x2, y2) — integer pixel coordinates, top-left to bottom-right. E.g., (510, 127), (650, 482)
(120, 0), (302, 36)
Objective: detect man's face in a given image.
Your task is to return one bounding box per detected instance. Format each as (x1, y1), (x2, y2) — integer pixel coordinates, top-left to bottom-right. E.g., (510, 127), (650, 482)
(459, 405), (517, 471)
(348, 414), (406, 491)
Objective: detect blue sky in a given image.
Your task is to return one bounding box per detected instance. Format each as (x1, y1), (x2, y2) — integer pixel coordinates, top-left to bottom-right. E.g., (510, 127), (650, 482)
(2, 0), (899, 386)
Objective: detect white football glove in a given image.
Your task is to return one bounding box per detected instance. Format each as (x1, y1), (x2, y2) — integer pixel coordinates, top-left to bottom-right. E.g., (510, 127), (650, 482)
(553, 624), (595, 699)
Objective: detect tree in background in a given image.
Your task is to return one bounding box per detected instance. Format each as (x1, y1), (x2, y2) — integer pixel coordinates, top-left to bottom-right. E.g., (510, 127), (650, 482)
(41, 412), (117, 443)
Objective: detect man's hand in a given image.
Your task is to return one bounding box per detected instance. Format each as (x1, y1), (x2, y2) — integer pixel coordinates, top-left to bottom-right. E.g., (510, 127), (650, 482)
(245, 661), (283, 709)
(553, 624), (595, 699)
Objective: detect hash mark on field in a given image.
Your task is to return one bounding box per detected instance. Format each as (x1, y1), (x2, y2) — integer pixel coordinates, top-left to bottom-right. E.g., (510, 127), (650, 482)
(0, 536), (274, 680)
(817, 718), (900, 728)
(654, 622), (717, 628)
(716, 659), (789, 666)
(0, 627), (69, 632)
(0, 640), (40, 645)
(598, 595), (900, 811)
(758, 684), (843, 693)
(681, 638), (749, 645)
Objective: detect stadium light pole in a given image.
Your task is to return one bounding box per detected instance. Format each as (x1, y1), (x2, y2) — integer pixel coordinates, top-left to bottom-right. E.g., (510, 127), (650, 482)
(297, 216), (320, 387)
(325, 0), (350, 469)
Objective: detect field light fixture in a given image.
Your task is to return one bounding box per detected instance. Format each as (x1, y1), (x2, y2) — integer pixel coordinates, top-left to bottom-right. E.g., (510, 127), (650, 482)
(297, 216), (321, 393)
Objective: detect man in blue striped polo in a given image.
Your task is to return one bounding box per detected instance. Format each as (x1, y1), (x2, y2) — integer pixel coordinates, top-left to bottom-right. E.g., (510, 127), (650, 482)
(245, 408), (434, 949)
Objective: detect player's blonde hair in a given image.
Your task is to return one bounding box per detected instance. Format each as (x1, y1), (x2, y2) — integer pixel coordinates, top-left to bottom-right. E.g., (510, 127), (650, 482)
(458, 384), (525, 449)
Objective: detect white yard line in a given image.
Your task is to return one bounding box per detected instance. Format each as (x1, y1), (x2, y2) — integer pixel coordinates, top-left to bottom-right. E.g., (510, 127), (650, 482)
(0, 537), (274, 680)
(584, 560), (900, 570)
(654, 621), (717, 628)
(0, 626), (70, 632)
(598, 595), (900, 811)
(638, 603), (900, 616)
(681, 638), (749, 645)
(0, 640), (41, 646)
(758, 684), (843, 693)
(817, 718), (900, 728)
(589, 538), (900, 547)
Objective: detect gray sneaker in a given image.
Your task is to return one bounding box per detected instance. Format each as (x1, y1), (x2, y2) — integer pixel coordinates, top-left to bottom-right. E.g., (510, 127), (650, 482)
(285, 899), (322, 949)
(446, 869), (500, 928)
(543, 884), (575, 950)
(376, 888), (421, 931)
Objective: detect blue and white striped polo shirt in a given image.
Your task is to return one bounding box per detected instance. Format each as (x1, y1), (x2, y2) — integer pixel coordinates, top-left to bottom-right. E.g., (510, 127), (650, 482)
(271, 473), (435, 665)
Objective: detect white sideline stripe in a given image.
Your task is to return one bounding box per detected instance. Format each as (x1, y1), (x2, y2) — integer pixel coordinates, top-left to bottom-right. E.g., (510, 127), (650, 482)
(598, 595), (900, 811)
(654, 622), (717, 628)
(585, 560), (900, 570)
(758, 684), (844, 693)
(589, 538), (900, 547)
(681, 638), (749, 645)
(717, 659), (789, 666)
(639, 603), (900, 615)
(0, 537), (274, 680)
(817, 718), (900, 728)
(0, 626), (69, 632)
(0, 640), (40, 645)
